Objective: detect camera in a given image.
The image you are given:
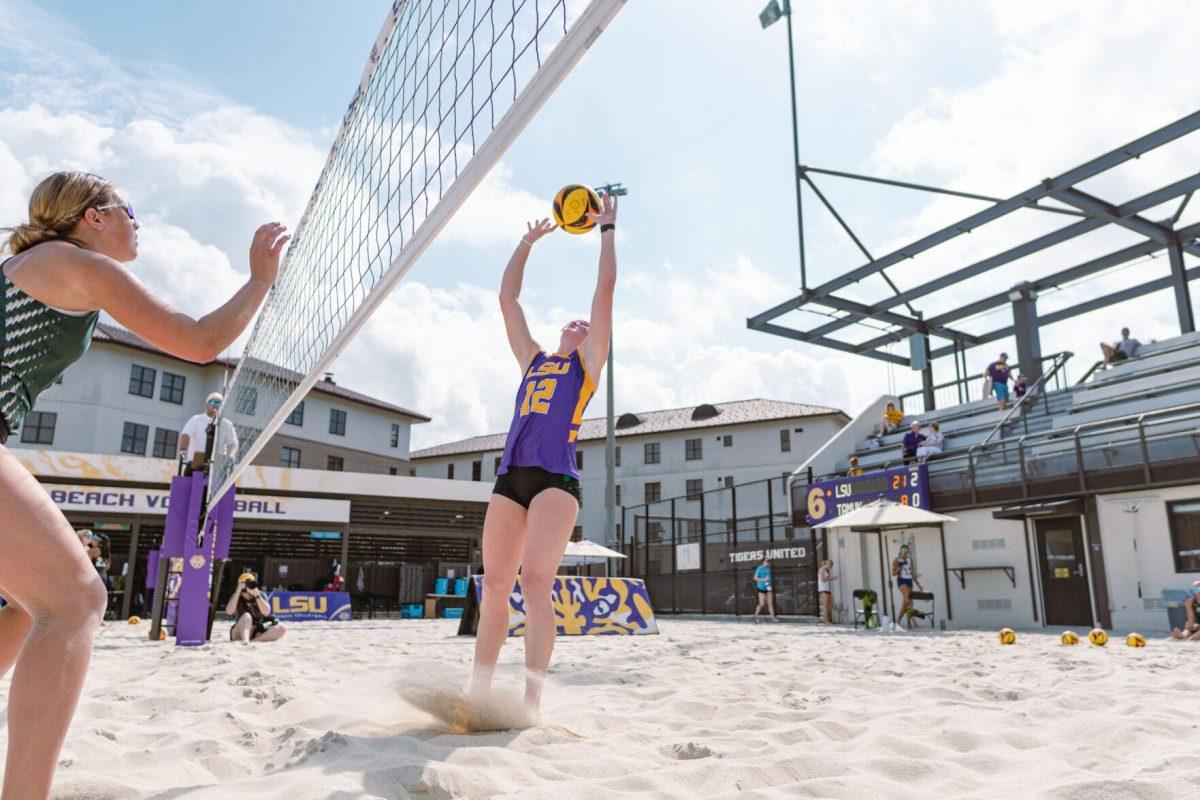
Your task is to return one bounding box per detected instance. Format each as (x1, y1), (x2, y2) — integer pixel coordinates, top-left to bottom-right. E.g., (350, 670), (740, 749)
(244, 580), (259, 590)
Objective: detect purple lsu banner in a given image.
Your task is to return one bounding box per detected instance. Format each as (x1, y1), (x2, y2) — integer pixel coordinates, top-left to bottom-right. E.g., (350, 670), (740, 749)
(470, 575), (658, 636)
(262, 591), (352, 622)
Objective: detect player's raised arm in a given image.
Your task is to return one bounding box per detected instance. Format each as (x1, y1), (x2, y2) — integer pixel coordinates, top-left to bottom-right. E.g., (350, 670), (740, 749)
(499, 218), (555, 368)
(581, 192), (617, 370)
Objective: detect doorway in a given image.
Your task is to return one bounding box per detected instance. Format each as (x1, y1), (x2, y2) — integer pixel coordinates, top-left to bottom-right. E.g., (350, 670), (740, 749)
(1034, 517), (1093, 626)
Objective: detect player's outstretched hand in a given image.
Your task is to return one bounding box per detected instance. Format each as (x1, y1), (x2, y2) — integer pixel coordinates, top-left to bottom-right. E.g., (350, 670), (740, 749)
(588, 191), (618, 228)
(249, 222), (291, 285)
(523, 218), (556, 245)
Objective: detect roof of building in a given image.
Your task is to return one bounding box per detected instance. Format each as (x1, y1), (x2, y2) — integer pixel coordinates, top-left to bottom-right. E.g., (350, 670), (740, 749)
(92, 323), (430, 421)
(410, 399), (846, 459)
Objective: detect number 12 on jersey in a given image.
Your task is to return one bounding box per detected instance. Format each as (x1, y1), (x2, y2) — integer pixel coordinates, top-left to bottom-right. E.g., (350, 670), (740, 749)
(520, 378), (557, 415)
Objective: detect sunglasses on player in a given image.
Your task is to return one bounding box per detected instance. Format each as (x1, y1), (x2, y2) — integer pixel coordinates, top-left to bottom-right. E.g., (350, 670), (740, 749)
(95, 201), (136, 220)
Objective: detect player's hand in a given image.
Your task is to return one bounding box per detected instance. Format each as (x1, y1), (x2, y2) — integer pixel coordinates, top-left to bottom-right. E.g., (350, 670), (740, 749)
(588, 191), (618, 228)
(522, 218), (555, 245)
(249, 222), (290, 285)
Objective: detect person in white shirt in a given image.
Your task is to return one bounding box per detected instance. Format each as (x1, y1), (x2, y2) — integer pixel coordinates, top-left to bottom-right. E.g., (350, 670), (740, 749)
(916, 421), (944, 462)
(179, 392), (238, 470)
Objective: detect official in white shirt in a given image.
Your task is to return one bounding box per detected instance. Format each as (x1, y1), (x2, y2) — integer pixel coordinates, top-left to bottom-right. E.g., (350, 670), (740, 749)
(179, 392), (238, 469)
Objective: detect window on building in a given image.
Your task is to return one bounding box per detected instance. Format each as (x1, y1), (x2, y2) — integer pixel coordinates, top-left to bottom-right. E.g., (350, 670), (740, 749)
(571, 526), (583, 542)
(614, 485), (622, 505)
(472, 460), (482, 481)
(1169, 500), (1200, 572)
(576, 450), (584, 470)
(327, 455), (344, 471)
(236, 387), (257, 415)
(389, 467), (398, 475)
(723, 476), (734, 489)
(447, 463), (455, 479)
(644, 442), (661, 464)
(128, 364), (155, 398)
(329, 408), (347, 436)
(285, 401), (305, 426)
(390, 422), (400, 448)
(648, 522), (664, 541)
(160, 372), (185, 405)
(493, 456), (501, 473)
(686, 519), (702, 540)
(152, 427), (178, 459)
(685, 438), (702, 461)
(281, 447), (301, 468)
(121, 422), (148, 455)
(645, 482), (661, 504)
(780, 429), (791, 452)
(686, 478), (703, 501)
(723, 434), (733, 447)
(409, 467), (416, 477)
(615, 446), (621, 467)
(19, 411), (56, 445)
(781, 472), (791, 493)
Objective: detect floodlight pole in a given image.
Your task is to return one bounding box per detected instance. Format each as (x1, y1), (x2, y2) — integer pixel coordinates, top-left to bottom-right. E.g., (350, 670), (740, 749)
(782, 0), (807, 290)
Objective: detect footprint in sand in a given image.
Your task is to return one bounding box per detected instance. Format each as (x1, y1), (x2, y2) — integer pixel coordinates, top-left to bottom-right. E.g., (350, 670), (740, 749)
(667, 742), (714, 760)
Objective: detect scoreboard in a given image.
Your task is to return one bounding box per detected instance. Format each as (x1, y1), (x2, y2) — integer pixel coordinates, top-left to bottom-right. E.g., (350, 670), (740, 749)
(793, 464), (930, 526)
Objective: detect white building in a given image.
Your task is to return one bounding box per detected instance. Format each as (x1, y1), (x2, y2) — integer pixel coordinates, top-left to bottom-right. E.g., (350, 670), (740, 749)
(410, 399), (848, 545)
(9, 323), (429, 475)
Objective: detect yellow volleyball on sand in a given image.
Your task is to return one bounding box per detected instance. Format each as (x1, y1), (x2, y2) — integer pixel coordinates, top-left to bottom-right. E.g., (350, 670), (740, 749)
(998, 628), (1016, 645)
(127, 615), (141, 625)
(1126, 632), (1146, 648)
(158, 630), (168, 640)
(552, 184), (600, 234)
(1061, 630), (1080, 645)
(1088, 628), (1108, 646)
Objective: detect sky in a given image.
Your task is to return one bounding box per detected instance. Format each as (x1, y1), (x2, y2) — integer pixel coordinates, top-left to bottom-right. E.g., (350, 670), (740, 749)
(1, 0), (1199, 448)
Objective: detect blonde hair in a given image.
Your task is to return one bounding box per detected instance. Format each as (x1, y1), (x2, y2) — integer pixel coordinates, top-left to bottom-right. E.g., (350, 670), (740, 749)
(3, 171), (118, 255)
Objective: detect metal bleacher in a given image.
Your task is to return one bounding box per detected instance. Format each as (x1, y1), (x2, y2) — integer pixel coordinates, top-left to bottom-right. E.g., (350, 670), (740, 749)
(823, 333), (1200, 507)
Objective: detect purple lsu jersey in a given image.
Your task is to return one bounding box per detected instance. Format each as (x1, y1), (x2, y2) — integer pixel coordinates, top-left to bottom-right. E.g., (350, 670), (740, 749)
(498, 349), (596, 479)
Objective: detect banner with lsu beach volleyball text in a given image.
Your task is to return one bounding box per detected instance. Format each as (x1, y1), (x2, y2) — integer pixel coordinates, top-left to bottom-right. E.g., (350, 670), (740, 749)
(261, 591), (352, 622)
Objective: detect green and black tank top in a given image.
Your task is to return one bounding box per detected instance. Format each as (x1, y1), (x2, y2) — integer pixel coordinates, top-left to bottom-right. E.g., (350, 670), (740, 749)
(1, 256), (98, 434)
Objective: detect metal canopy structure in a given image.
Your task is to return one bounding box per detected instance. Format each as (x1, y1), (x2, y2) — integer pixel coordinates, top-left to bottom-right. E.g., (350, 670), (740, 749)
(749, 110), (1200, 409)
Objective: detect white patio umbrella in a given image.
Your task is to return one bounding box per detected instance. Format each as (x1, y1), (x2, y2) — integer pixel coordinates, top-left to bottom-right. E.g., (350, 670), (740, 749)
(813, 498), (957, 530)
(562, 539), (627, 576)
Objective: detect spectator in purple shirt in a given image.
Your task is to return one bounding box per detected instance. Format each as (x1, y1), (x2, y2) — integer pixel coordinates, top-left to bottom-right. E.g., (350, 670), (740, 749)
(901, 421), (925, 464)
(984, 352), (1012, 411)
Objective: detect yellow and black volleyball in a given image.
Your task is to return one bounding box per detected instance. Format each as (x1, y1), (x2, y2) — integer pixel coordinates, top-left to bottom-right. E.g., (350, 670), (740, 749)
(1089, 628), (1108, 646)
(1126, 632), (1146, 648)
(1061, 630), (1080, 645)
(998, 627), (1016, 645)
(552, 184), (600, 234)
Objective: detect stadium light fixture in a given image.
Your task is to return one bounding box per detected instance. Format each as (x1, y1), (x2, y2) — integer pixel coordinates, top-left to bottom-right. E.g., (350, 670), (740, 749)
(759, 0), (785, 29)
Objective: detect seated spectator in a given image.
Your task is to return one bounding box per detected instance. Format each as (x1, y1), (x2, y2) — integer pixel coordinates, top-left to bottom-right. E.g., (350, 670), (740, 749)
(984, 352), (1012, 411)
(901, 421), (925, 464)
(225, 573), (286, 644)
(1013, 374), (1029, 400)
(876, 401), (903, 438)
(1171, 581), (1200, 641)
(916, 422), (943, 462)
(846, 456), (863, 477)
(1100, 327), (1141, 367)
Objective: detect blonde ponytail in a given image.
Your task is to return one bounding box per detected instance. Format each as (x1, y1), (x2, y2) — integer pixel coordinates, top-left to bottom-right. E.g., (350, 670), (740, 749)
(3, 171), (118, 255)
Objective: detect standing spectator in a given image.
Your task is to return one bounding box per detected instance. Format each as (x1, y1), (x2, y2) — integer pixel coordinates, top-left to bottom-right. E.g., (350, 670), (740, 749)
(1013, 374), (1029, 401)
(984, 352), (1012, 411)
(916, 422), (943, 462)
(179, 392), (238, 473)
(752, 557), (778, 623)
(818, 559), (837, 624)
(1100, 327), (1141, 367)
(875, 401), (903, 439)
(846, 456), (862, 477)
(892, 544), (923, 622)
(901, 421), (925, 465)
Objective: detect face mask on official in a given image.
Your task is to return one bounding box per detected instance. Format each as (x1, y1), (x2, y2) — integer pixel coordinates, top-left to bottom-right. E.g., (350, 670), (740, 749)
(558, 319), (590, 354)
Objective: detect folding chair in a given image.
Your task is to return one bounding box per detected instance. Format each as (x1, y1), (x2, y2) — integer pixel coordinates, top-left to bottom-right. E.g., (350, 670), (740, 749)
(905, 591), (936, 629)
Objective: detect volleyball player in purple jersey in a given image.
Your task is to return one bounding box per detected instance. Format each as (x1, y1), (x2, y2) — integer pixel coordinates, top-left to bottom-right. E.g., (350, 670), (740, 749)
(471, 191), (618, 713)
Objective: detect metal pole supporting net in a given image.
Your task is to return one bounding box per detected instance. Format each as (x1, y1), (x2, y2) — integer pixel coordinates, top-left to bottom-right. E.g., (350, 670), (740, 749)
(208, 0), (626, 504)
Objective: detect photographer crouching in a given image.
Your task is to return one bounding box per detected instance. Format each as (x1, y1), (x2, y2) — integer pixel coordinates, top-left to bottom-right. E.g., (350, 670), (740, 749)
(224, 572), (286, 644)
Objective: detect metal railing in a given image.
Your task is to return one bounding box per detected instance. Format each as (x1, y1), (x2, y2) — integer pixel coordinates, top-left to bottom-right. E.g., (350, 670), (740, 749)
(976, 351), (1072, 447)
(899, 351), (1071, 414)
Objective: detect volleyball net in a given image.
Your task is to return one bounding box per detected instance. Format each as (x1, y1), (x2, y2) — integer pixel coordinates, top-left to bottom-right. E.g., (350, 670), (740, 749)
(208, 0), (626, 504)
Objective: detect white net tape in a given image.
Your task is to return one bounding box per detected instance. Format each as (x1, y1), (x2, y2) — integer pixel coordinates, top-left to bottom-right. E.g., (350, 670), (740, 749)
(208, 0), (624, 503)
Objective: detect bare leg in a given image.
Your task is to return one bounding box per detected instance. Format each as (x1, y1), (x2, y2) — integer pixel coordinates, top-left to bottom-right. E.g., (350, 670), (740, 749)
(519, 489), (578, 712)
(753, 594), (764, 620)
(822, 593), (832, 623)
(898, 584), (913, 622)
(767, 591), (777, 620)
(470, 495), (527, 698)
(253, 624), (286, 642)
(0, 593), (33, 679)
(0, 446), (108, 800)
(232, 613), (253, 645)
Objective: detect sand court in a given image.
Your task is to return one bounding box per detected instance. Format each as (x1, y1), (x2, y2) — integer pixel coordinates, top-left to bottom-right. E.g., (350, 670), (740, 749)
(14, 619), (1199, 799)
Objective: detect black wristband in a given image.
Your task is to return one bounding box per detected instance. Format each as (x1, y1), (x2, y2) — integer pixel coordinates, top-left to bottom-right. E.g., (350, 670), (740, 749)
(600, 223), (615, 233)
